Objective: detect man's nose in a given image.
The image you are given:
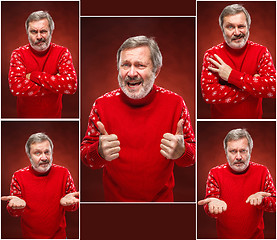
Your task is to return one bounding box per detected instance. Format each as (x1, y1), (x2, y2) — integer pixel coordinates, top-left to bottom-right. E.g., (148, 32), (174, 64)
(234, 27), (240, 35)
(41, 153), (48, 159)
(37, 32), (42, 39)
(235, 152), (242, 159)
(128, 65), (138, 78)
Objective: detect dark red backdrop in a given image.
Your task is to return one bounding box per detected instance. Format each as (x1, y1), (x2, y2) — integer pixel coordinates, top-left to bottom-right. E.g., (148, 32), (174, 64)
(197, 1), (276, 119)
(81, 17), (196, 202)
(81, 0), (195, 16)
(81, 204), (195, 240)
(1, 121), (79, 239)
(197, 121), (276, 239)
(1, 1), (79, 118)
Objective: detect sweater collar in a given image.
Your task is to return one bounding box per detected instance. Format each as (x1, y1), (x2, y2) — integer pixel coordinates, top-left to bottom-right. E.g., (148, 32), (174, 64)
(120, 84), (157, 107)
(29, 164), (52, 176)
(224, 41), (248, 55)
(29, 43), (52, 56)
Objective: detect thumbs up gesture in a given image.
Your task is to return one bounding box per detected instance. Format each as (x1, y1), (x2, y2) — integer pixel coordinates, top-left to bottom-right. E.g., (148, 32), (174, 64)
(97, 121), (120, 161)
(160, 119), (185, 159)
(1, 195), (26, 209)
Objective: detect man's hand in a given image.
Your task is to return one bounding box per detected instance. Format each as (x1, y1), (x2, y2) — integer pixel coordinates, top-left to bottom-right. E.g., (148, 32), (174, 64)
(26, 73), (31, 80)
(97, 121), (120, 161)
(1, 196), (26, 209)
(160, 119), (185, 160)
(60, 192), (79, 206)
(198, 197), (227, 214)
(208, 54), (232, 81)
(246, 192), (271, 206)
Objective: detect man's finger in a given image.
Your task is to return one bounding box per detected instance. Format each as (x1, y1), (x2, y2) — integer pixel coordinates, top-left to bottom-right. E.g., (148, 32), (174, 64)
(97, 121), (108, 135)
(71, 192), (79, 198)
(209, 57), (221, 67)
(175, 119), (184, 135)
(261, 192), (271, 197)
(214, 54), (224, 64)
(1, 196), (13, 201)
(198, 198), (212, 205)
(208, 66), (219, 73)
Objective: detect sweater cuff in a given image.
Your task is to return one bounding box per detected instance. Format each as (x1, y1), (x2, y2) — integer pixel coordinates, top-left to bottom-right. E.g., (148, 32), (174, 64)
(7, 204), (25, 217)
(86, 142), (108, 168)
(228, 69), (244, 89)
(175, 141), (195, 167)
(30, 71), (42, 85)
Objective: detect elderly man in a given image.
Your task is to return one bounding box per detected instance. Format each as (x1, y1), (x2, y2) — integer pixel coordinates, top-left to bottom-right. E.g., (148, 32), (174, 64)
(201, 4), (276, 118)
(8, 11), (77, 118)
(1, 133), (79, 239)
(198, 129), (276, 238)
(81, 36), (195, 202)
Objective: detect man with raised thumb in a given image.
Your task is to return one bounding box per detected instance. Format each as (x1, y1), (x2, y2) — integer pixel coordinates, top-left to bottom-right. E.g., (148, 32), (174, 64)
(81, 36), (195, 202)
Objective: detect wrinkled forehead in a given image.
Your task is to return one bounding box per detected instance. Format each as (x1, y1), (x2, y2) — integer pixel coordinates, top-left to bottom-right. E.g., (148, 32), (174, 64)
(28, 18), (50, 30)
(223, 12), (247, 25)
(227, 137), (249, 149)
(30, 140), (51, 151)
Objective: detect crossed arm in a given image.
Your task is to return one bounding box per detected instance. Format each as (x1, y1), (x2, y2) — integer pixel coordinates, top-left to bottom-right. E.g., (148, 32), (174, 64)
(8, 48), (77, 97)
(201, 48), (276, 104)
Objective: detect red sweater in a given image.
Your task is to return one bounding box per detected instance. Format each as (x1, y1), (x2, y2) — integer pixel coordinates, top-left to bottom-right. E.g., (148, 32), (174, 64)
(203, 162), (276, 239)
(6, 164), (78, 239)
(201, 41), (276, 119)
(8, 43), (77, 118)
(81, 85), (195, 202)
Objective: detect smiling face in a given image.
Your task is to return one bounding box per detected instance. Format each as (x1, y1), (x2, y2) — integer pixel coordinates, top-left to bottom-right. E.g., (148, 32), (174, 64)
(118, 46), (158, 99)
(29, 140), (53, 173)
(226, 137), (251, 172)
(27, 18), (52, 51)
(222, 12), (249, 49)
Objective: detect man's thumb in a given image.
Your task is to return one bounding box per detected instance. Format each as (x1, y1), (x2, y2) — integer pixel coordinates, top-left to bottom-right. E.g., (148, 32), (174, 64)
(97, 121), (108, 135)
(1, 196), (13, 201)
(175, 119), (184, 135)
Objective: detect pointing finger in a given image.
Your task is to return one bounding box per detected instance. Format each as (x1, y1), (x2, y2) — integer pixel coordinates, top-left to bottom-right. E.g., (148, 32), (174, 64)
(97, 121), (108, 135)
(1, 196), (13, 201)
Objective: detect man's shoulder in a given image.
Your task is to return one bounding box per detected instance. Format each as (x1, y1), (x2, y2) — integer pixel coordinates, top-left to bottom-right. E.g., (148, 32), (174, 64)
(13, 166), (31, 176)
(12, 44), (31, 54)
(249, 161), (268, 171)
(95, 89), (121, 103)
(155, 85), (183, 101)
(209, 163), (228, 173)
(205, 42), (225, 54)
(247, 41), (267, 50)
(51, 164), (70, 174)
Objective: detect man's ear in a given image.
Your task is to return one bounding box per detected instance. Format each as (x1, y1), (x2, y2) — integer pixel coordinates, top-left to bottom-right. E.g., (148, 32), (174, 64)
(155, 67), (161, 78)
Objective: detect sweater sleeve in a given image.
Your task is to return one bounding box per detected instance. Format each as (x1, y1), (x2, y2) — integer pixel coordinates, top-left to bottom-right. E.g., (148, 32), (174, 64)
(259, 169), (276, 212)
(201, 51), (250, 104)
(29, 49), (78, 95)
(174, 100), (195, 167)
(6, 173), (26, 217)
(8, 50), (44, 97)
(81, 100), (108, 169)
(203, 169), (221, 218)
(63, 170), (79, 212)
(228, 48), (276, 98)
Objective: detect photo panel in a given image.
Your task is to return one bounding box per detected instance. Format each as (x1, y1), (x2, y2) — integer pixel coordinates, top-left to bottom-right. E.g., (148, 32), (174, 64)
(81, 17), (196, 202)
(1, 121), (79, 239)
(1, 1), (79, 118)
(197, 120), (276, 239)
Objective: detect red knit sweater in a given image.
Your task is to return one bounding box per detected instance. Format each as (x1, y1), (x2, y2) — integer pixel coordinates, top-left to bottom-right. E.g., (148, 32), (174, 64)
(8, 43), (77, 118)
(6, 164), (78, 239)
(201, 41), (276, 119)
(81, 85), (195, 202)
(203, 162), (276, 239)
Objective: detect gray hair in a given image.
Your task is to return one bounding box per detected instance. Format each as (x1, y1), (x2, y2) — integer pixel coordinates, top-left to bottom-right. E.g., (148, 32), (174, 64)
(223, 128), (253, 154)
(25, 11), (55, 34)
(25, 133), (54, 158)
(219, 4), (251, 31)
(117, 36), (163, 73)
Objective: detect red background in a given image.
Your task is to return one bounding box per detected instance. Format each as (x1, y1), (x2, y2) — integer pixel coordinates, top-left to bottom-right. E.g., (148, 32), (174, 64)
(81, 0), (195, 16)
(1, 1), (79, 118)
(81, 17), (196, 202)
(81, 204), (195, 240)
(197, 1), (276, 119)
(1, 121), (79, 239)
(197, 121), (276, 238)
